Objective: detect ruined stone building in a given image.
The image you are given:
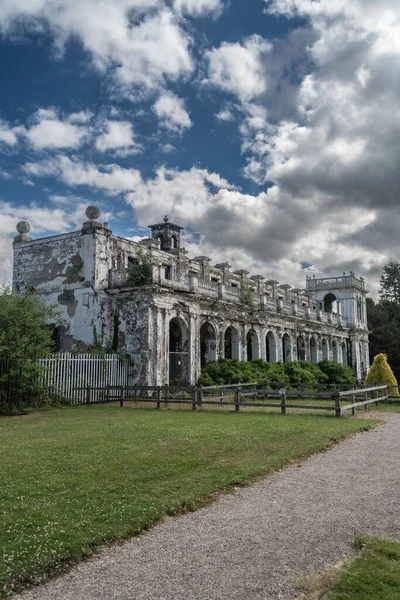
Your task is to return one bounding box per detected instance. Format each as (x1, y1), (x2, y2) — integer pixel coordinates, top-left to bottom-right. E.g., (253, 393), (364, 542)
(12, 206), (370, 384)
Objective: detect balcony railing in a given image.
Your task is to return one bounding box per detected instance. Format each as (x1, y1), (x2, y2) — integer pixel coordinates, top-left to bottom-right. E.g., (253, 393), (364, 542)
(107, 269), (350, 328)
(197, 280), (219, 297)
(160, 276), (191, 292)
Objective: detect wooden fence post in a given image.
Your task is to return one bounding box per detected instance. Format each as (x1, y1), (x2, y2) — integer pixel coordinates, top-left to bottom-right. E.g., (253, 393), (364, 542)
(280, 388), (286, 415)
(156, 387), (161, 409)
(164, 384), (169, 408)
(86, 384), (91, 406)
(192, 388), (197, 411)
(119, 386), (125, 407)
(297, 382), (301, 399)
(106, 383), (110, 404)
(197, 385), (203, 408)
(364, 390), (368, 411)
(351, 393), (356, 416)
(235, 388), (241, 412)
(334, 392), (341, 418)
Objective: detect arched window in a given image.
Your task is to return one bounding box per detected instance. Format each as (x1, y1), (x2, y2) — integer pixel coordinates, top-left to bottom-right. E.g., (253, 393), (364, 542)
(169, 318), (189, 384)
(323, 293), (337, 313)
(171, 235), (178, 249)
(246, 329), (260, 361)
(282, 333), (292, 363)
(297, 336), (306, 361)
(321, 338), (329, 360)
(224, 326), (240, 360)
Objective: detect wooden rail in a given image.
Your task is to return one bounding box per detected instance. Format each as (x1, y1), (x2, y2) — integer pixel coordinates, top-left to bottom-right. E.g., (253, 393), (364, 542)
(338, 385), (388, 416)
(74, 384), (388, 417)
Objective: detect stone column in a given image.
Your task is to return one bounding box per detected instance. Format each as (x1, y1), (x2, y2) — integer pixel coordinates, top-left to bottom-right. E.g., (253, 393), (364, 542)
(219, 326), (225, 360)
(241, 324), (247, 362)
(189, 312), (199, 385)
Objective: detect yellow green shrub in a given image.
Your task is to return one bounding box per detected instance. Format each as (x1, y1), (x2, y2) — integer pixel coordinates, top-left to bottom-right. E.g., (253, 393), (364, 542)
(365, 353), (399, 396)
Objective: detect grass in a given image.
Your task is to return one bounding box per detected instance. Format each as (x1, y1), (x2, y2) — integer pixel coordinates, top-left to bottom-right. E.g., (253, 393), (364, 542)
(299, 537), (400, 599)
(0, 406), (377, 596)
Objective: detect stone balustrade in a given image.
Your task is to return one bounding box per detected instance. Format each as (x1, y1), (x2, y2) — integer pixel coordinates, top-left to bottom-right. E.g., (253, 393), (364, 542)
(107, 268), (346, 327)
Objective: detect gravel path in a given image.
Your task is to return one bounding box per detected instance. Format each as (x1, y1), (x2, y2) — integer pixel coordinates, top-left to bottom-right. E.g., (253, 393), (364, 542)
(17, 414), (400, 600)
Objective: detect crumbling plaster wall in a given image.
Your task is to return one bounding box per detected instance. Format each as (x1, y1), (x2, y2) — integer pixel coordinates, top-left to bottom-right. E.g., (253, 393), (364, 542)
(12, 230), (109, 351)
(110, 290), (152, 384)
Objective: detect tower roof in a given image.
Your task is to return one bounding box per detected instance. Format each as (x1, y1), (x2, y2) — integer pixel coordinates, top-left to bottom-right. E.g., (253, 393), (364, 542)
(148, 215), (184, 231)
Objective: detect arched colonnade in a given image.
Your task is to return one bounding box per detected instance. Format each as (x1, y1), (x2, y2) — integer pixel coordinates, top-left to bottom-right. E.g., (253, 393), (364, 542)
(167, 315), (349, 383)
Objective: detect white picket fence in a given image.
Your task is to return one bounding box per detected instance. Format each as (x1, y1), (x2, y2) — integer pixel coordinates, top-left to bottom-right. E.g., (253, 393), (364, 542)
(38, 353), (133, 404)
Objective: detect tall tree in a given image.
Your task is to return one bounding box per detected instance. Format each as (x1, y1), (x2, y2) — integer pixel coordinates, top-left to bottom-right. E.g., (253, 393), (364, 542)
(379, 259), (400, 303)
(0, 285), (56, 411)
(367, 297), (400, 381)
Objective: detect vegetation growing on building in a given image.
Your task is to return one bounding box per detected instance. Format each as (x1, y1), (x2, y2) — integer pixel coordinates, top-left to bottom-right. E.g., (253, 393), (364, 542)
(126, 250), (152, 286)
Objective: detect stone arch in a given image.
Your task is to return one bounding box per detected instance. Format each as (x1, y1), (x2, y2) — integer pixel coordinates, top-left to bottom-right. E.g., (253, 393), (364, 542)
(332, 339), (339, 363)
(310, 336), (318, 364)
(323, 293), (337, 314)
(169, 316), (190, 384)
(321, 338), (329, 360)
(200, 321), (217, 367)
(282, 332), (292, 363)
(265, 330), (278, 363)
(342, 341), (348, 367)
(297, 335), (306, 361)
(246, 328), (260, 361)
(224, 325), (240, 360)
(171, 234), (178, 249)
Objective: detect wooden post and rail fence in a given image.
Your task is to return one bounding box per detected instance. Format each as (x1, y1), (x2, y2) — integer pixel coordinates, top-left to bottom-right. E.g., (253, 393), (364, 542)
(76, 383), (389, 417)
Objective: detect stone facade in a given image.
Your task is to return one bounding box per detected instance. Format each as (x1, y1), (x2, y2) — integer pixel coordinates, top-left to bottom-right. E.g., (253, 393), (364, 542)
(12, 207), (370, 384)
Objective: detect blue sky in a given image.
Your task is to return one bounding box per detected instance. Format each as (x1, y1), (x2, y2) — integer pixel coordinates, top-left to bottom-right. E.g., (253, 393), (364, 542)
(1, 0), (400, 295)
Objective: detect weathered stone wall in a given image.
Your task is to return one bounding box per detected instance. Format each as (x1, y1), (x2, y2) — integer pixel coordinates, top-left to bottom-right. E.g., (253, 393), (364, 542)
(12, 229), (105, 350)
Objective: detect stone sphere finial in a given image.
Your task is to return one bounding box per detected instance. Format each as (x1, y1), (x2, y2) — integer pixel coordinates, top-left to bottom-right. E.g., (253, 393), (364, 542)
(86, 205), (101, 221)
(164, 214), (169, 223)
(16, 221), (31, 234)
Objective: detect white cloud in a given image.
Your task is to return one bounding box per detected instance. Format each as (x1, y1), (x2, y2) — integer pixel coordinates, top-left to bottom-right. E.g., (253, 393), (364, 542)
(215, 109), (234, 122)
(199, 0), (400, 291)
(0, 1), (193, 98)
(25, 107), (89, 149)
(95, 120), (141, 154)
(205, 36), (272, 101)
(173, 0), (223, 17)
(0, 119), (23, 146)
(153, 92), (192, 133)
(24, 156), (142, 196)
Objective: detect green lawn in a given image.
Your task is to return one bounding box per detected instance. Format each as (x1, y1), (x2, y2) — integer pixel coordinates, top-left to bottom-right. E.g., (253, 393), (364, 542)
(308, 537), (400, 600)
(0, 406), (377, 596)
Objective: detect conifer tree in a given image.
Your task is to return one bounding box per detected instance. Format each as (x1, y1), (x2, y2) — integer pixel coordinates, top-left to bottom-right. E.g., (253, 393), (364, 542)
(365, 353), (399, 396)
(379, 259), (400, 304)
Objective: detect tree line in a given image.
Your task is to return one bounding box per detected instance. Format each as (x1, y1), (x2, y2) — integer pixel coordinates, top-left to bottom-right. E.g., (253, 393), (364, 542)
(367, 259), (400, 380)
